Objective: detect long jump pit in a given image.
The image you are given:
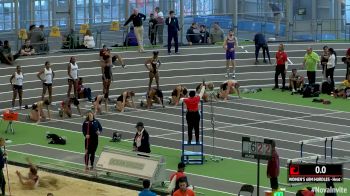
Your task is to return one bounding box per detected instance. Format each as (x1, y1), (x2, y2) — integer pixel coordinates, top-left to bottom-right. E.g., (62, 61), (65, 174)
(4, 164), (138, 196)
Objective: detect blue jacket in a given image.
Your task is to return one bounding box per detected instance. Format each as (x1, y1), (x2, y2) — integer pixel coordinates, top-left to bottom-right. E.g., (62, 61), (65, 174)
(139, 189), (156, 196)
(82, 119), (102, 140)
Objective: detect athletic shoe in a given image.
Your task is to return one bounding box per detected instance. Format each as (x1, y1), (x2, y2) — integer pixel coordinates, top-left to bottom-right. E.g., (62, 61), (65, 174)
(225, 73), (229, 78)
(263, 59), (267, 63)
(292, 89), (296, 93)
(272, 86), (278, 90)
(168, 52), (171, 55)
(254, 60), (259, 65)
(122, 64), (126, 68)
(231, 74), (236, 79)
(175, 52), (180, 54)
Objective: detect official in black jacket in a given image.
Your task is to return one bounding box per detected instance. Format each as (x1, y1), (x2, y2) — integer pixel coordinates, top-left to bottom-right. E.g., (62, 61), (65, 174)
(166, 10), (180, 55)
(133, 122), (151, 153)
(82, 111), (102, 171)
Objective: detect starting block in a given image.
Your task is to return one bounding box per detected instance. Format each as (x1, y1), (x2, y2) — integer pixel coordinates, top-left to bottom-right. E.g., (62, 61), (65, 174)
(2, 110), (18, 134)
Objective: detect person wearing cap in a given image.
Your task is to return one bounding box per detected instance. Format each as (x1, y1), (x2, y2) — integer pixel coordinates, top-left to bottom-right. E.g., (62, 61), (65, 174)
(133, 122), (151, 153)
(82, 111), (102, 171)
(169, 162), (188, 194)
(145, 51), (161, 91)
(182, 84), (206, 144)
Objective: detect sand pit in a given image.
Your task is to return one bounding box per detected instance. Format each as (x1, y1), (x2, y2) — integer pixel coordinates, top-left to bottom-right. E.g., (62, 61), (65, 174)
(3, 165), (138, 196)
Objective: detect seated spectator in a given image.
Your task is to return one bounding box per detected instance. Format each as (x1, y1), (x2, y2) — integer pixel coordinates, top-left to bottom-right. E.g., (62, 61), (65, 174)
(217, 80), (241, 100)
(124, 26), (138, 47)
(62, 29), (78, 49)
(0, 40), (14, 65)
(19, 39), (35, 56)
(334, 75), (350, 99)
(169, 162), (188, 194)
(199, 25), (209, 44)
(186, 23), (201, 45)
(172, 177), (195, 196)
(139, 179), (156, 196)
(210, 22), (224, 44)
(289, 69), (304, 93)
(83, 29), (95, 49)
(77, 78), (92, 102)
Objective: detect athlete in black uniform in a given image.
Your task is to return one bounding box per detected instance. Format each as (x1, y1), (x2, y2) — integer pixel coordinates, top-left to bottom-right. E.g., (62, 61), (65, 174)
(145, 51), (161, 91)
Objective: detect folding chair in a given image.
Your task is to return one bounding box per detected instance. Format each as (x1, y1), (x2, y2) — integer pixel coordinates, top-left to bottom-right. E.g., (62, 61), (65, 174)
(238, 184), (254, 196)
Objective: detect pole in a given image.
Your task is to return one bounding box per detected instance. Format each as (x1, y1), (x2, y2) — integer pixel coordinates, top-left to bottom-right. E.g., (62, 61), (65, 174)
(257, 158), (260, 196)
(324, 138), (328, 160)
(330, 137), (333, 159)
(179, 0), (184, 44)
(4, 145), (11, 196)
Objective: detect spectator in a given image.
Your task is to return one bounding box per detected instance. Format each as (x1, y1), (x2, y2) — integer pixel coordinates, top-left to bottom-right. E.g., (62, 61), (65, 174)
(186, 23), (201, 45)
(172, 177), (195, 196)
(326, 48), (336, 89)
(148, 13), (158, 45)
(123, 8), (146, 53)
(269, 3), (282, 37)
(169, 162), (188, 193)
(210, 23), (224, 44)
(15, 158), (39, 189)
(133, 122), (151, 153)
(77, 78), (92, 102)
(83, 29), (95, 49)
(320, 46), (329, 80)
(38, 24), (49, 52)
(302, 47), (320, 85)
(0, 138), (6, 196)
(334, 75), (350, 99)
(166, 10), (180, 55)
(19, 39), (35, 56)
(182, 86), (205, 144)
(289, 69), (304, 93)
(125, 26), (138, 47)
(154, 7), (164, 44)
(139, 179), (156, 196)
(254, 32), (270, 64)
(199, 25), (209, 44)
(62, 29), (78, 49)
(267, 140), (280, 191)
(82, 111), (102, 171)
(273, 44), (288, 91)
(0, 40), (14, 65)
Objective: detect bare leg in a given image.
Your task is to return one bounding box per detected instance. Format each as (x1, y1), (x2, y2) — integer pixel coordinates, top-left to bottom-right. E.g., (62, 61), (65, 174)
(155, 73), (160, 89)
(48, 85), (53, 103)
(67, 80), (73, 98)
(18, 89), (23, 108)
(12, 89), (17, 108)
(42, 84), (48, 101)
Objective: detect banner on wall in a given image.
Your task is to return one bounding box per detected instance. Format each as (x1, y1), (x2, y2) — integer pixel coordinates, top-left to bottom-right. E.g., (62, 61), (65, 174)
(346, 0), (350, 24)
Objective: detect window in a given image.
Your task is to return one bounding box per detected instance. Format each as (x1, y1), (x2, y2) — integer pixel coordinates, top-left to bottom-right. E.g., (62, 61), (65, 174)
(196, 0), (213, 15)
(34, 0), (50, 27)
(76, 0), (88, 24)
(0, 1), (15, 31)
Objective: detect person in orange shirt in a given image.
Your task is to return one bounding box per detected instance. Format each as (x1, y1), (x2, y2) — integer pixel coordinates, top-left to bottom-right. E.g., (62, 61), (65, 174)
(273, 44), (288, 91)
(169, 162), (187, 193)
(172, 177), (195, 196)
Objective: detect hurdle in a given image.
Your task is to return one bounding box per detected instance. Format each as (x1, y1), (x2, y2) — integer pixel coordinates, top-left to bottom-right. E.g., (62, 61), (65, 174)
(300, 134), (350, 161)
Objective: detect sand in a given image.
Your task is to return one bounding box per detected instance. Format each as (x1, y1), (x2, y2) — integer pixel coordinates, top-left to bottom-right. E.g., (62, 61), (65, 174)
(2, 165), (139, 196)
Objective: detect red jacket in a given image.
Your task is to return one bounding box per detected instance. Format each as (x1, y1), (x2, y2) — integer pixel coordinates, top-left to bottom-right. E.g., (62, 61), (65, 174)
(275, 51), (288, 66)
(267, 150), (280, 178)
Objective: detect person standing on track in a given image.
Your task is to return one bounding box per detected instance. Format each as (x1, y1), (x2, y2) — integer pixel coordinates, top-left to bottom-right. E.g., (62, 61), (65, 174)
(182, 84), (205, 144)
(123, 8), (146, 53)
(223, 30), (238, 78)
(101, 55), (113, 100)
(302, 47), (320, 85)
(273, 44), (288, 91)
(133, 122), (151, 154)
(267, 140), (280, 191)
(82, 111), (102, 171)
(37, 61), (55, 103)
(166, 10), (180, 55)
(67, 56), (79, 98)
(145, 51), (161, 91)
(10, 65), (24, 110)
(326, 48), (336, 89)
